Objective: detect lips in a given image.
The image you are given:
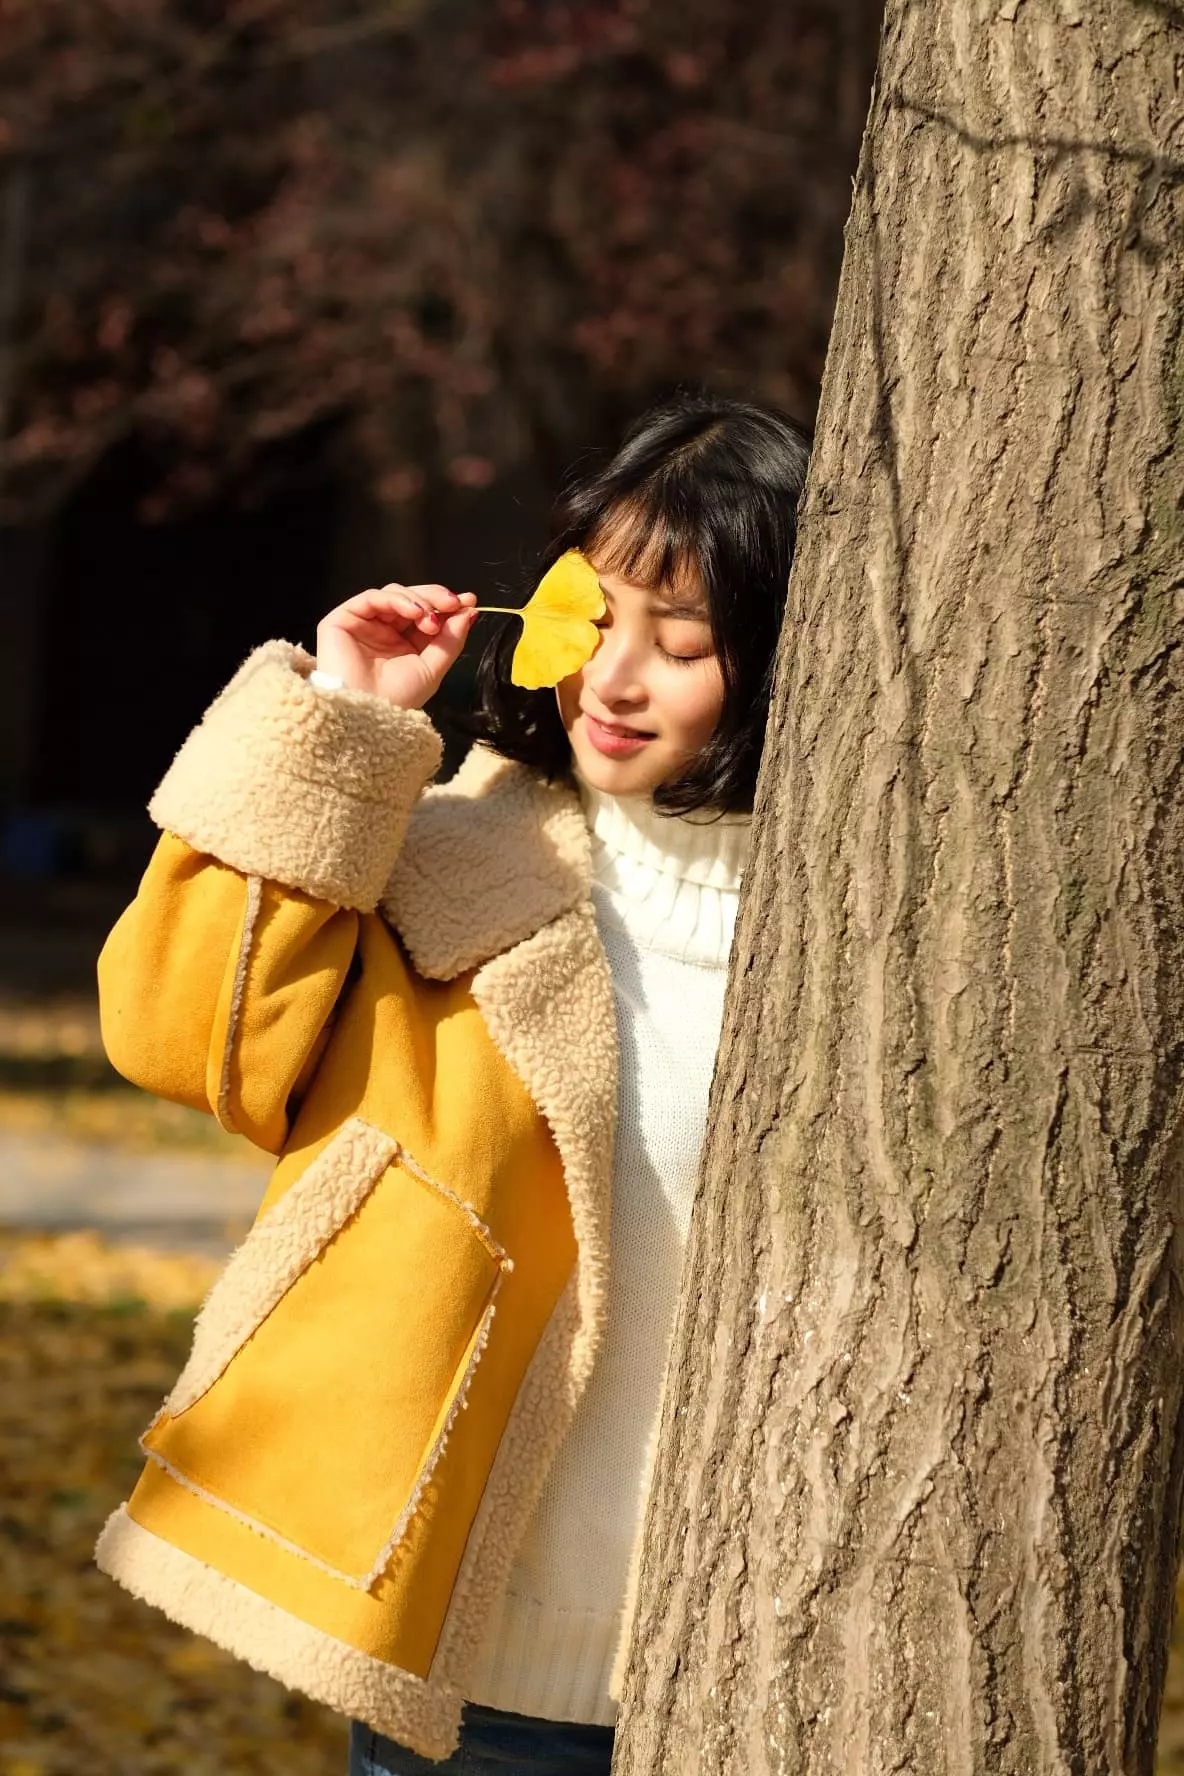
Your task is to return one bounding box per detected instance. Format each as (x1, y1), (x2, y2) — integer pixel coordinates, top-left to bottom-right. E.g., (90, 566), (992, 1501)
(584, 713), (655, 738)
(581, 711), (656, 759)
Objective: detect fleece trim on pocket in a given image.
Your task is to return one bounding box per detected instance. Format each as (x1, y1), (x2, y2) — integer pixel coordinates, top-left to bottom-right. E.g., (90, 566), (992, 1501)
(139, 1115), (513, 1589)
(163, 1116), (399, 1415)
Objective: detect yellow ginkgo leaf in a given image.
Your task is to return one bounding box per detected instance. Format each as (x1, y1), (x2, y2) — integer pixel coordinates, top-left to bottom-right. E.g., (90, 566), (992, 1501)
(478, 549), (605, 689)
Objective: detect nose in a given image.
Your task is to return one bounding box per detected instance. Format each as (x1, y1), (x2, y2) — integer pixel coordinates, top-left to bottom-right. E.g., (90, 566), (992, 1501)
(584, 627), (646, 703)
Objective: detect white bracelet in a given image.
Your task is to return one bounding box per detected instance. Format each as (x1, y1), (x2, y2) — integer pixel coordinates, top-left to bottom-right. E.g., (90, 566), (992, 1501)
(308, 668), (347, 691)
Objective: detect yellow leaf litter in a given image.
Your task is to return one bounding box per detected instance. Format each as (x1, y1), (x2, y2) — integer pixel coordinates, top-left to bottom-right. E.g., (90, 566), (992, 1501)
(0, 1230), (347, 1775)
(0, 1231), (219, 1311)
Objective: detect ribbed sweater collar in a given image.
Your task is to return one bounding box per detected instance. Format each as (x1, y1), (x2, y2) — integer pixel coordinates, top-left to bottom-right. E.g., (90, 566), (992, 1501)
(572, 766), (751, 967)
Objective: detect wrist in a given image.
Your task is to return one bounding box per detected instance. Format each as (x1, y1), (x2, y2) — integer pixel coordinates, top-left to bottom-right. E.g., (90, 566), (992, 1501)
(308, 665), (425, 713)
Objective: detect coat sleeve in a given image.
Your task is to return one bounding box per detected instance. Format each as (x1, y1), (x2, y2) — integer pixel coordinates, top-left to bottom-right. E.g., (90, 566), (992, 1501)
(96, 640), (443, 1154)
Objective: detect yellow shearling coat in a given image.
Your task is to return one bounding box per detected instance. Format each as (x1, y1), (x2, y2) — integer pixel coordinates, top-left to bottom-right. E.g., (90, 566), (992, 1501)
(93, 640), (620, 1761)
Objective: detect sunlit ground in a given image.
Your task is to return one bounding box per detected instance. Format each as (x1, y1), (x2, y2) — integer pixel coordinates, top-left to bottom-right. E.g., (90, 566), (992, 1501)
(0, 986), (347, 1776)
(0, 1236), (348, 1776)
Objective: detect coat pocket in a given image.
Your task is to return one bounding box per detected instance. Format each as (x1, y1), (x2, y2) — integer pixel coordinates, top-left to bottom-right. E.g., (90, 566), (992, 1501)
(139, 1115), (512, 1590)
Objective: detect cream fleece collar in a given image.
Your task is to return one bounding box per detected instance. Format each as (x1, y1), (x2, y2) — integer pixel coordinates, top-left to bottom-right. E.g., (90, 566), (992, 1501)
(382, 744), (592, 982)
(382, 742), (754, 982)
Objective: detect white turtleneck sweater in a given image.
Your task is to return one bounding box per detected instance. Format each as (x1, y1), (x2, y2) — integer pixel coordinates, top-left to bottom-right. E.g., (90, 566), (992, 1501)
(465, 765), (751, 1726)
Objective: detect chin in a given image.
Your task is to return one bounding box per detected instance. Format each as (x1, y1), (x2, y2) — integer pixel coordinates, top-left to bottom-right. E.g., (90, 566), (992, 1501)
(573, 744), (665, 795)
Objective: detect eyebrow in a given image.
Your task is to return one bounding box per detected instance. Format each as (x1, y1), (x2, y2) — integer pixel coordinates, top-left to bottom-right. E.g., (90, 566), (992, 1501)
(598, 583), (709, 621)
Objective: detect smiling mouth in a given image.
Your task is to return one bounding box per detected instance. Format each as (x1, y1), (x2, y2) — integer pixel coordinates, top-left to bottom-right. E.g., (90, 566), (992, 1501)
(585, 714), (655, 738)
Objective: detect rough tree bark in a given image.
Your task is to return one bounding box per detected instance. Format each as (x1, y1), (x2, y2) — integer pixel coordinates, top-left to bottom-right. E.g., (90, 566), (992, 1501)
(613, 5), (1184, 1773)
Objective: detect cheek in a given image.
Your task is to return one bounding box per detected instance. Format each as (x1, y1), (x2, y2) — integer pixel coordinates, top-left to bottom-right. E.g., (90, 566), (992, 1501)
(663, 669), (725, 744)
(555, 672), (584, 727)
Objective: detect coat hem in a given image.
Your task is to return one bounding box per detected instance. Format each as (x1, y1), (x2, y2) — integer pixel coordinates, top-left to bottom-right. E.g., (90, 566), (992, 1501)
(94, 1505), (464, 1763)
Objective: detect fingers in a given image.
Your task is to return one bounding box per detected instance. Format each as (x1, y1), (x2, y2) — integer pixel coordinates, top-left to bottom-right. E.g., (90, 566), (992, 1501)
(416, 597), (481, 669)
(316, 579), (481, 705)
(348, 584), (476, 634)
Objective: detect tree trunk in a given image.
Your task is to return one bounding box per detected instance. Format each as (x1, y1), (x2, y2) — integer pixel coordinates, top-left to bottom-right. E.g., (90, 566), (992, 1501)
(612, 6), (1184, 1774)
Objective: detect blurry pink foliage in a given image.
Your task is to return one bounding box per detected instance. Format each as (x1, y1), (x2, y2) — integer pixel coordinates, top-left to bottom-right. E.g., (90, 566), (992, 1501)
(0, 0), (881, 519)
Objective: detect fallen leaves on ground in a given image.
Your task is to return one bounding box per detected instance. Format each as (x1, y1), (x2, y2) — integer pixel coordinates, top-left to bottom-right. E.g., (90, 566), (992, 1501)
(0, 1000), (103, 1064)
(0, 991), (259, 1158)
(0, 1231), (220, 1312)
(0, 1231), (348, 1776)
(0, 1088), (248, 1158)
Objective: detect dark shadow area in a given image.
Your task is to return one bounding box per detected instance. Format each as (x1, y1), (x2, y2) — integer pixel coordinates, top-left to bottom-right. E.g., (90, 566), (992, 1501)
(0, 432), (551, 1012)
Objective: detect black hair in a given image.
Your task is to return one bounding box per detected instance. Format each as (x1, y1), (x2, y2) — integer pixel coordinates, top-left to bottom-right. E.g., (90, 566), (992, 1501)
(454, 389), (812, 817)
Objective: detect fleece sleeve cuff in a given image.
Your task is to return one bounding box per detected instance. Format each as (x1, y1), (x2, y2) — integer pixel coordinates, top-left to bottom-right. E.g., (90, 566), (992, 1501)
(147, 640), (444, 911)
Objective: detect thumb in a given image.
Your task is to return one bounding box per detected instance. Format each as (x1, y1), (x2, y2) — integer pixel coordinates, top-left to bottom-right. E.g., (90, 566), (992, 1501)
(416, 604), (480, 680)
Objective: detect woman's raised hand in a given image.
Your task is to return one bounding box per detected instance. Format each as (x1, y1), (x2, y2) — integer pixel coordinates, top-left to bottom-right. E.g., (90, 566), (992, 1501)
(315, 583), (481, 710)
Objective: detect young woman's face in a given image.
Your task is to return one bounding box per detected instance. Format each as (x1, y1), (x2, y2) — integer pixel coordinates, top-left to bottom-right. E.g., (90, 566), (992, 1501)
(555, 550), (725, 796)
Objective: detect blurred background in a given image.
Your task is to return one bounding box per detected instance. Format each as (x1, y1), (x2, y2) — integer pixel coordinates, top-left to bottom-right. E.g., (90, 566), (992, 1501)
(0, 4), (1181, 1773)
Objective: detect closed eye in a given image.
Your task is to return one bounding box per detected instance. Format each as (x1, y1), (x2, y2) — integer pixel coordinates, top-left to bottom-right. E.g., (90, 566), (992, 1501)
(658, 644), (711, 665)
(592, 614), (712, 666)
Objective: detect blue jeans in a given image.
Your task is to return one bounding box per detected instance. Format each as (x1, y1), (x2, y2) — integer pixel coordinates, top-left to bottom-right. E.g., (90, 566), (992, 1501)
(348, 1704), (615, 1774)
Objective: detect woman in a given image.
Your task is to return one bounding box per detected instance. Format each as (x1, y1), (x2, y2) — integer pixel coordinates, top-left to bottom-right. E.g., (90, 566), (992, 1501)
(93, 391), (811, 1774)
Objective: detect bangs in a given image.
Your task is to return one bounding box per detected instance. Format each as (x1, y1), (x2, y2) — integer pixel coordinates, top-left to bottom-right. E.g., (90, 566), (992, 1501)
(584, 490), (710, 595)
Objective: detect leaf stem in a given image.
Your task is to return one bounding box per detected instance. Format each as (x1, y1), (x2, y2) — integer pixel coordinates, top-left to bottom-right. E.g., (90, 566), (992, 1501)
(473, 606), (524, 619)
